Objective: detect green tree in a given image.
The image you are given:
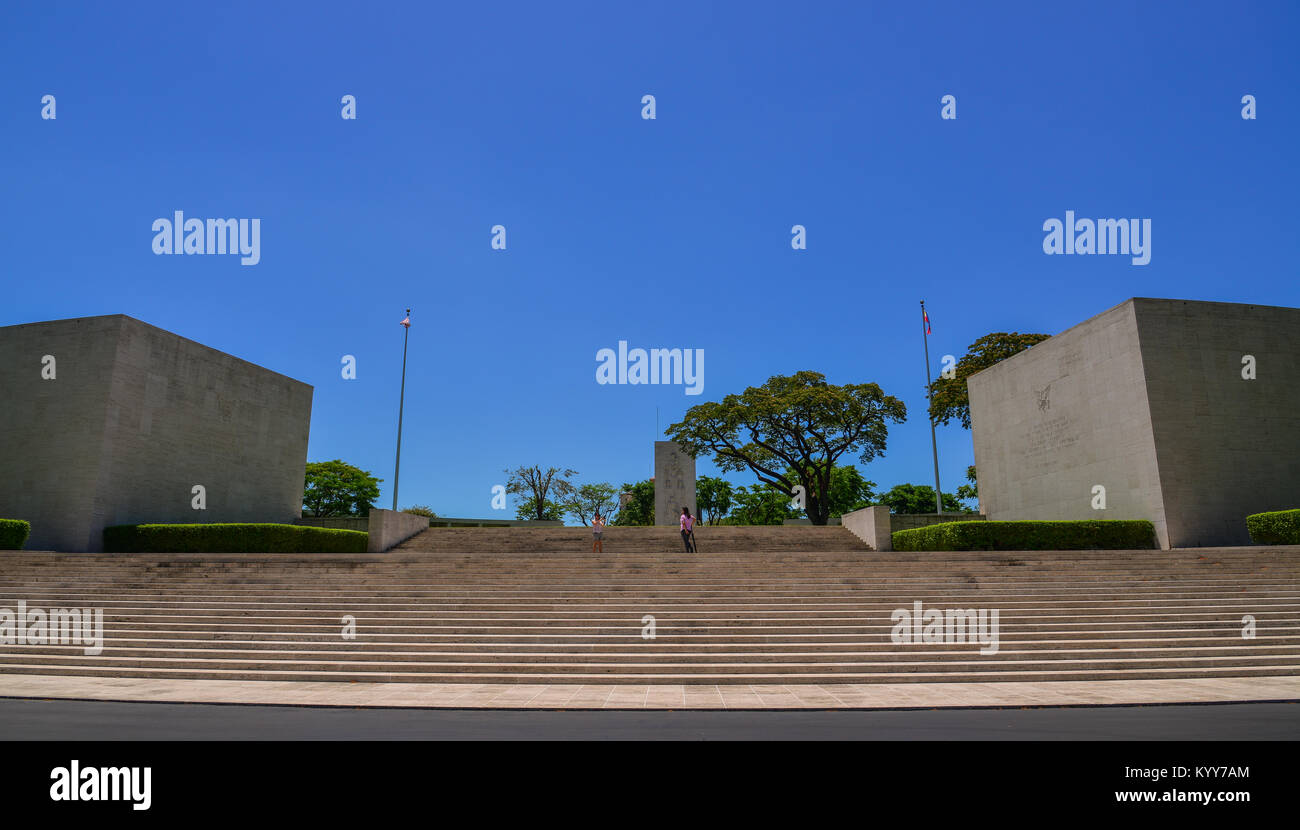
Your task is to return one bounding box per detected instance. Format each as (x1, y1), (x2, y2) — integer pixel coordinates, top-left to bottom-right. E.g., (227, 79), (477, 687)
(823, 465), (877, 518)
(515, 496), (565, 522)
(955, 465), (979, 508)
(879, 483), (968, 515)
(728, 484), (798, 525)
(770, 464), (875, 519)
(696, 476), (734, 525)
(612, 479), (654, 526)
(402, 505), (437, 519)
(562, 482), (620, 526)
(666, 371), (906, 525)
(929, 332), (1051, 428)
(505, 465), (578, 522)
(303, 460), (382, 517)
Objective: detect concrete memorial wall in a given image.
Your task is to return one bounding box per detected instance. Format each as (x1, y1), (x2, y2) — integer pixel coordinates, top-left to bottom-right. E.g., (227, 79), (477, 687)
(0, 315), (313, 551)
(968, 298), (1300, 548)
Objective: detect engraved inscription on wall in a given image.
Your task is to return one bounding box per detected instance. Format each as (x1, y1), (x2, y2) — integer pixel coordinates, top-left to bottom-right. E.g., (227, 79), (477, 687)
(1023, 414), (1080, 474)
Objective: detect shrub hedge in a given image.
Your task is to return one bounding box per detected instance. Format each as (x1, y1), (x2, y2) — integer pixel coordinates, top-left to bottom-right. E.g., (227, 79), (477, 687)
(1246, 509), (1300, 545)
(104, 523), (368, 553)
(0, 519), (31, 550)
(892, 519), (1157, 551)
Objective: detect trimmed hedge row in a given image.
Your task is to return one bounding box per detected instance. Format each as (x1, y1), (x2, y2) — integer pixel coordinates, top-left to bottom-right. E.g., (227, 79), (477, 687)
(0, 519), (31, 550)
(1246, 509), (1300, 545)
(104, 523), (368, 553)
(892, 519), (1158, 551)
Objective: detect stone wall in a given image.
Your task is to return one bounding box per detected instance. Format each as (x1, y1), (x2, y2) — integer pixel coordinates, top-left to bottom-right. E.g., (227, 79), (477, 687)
(295, 516), (371, 532)
(968, 298), (1300, 548)
(840, 506), (891, 551)
(968, 299), (1167, 543)
(1135, 299), (1300, 546)
(366, 508), (430, 552)
(0, 315), (313, 551)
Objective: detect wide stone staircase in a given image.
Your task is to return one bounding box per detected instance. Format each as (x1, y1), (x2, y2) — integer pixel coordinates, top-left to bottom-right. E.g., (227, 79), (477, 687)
(0, 526), (1297, 685)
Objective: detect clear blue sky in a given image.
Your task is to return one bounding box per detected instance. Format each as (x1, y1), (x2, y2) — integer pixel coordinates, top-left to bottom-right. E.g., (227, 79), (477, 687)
(3, 1), (1297, 520)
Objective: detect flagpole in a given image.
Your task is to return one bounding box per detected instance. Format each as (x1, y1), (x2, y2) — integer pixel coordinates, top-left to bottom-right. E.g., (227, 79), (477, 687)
(392, 308), (410, 511)
(921, 300), (943, 514)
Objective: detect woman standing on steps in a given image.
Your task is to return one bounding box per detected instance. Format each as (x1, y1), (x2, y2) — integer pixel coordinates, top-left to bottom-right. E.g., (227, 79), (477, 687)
(592, 512), (607, 553)
(680, 507), (696, 553)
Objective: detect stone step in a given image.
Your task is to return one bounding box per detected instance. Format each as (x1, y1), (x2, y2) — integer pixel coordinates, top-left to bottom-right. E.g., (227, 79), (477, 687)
(45, 627), (1300, 642)
(20, 601), (1300, 614)
(6, 580), (1295, 593)
(0, 661), (1295, 685)
(30, 619), (1300, 636)
(4, 647), (1296, 669)
(5, 593), (1296, 608)
(9, 641), (1299, 660)
(2, 544), (1296, 685)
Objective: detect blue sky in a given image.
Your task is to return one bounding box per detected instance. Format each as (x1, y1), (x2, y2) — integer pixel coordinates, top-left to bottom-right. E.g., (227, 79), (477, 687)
(3, 1), (1297, 520)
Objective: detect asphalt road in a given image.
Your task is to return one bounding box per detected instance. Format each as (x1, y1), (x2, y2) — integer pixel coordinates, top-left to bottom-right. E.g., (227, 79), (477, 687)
(1, 698), (1296, 740)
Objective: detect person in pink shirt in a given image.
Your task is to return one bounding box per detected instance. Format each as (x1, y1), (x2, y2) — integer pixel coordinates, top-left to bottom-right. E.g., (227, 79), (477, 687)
(591, 512), (607, 553)
(680, 507), (696, 552)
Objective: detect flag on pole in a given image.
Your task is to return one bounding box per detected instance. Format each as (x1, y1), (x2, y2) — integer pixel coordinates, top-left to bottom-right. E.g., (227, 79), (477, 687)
(399, 314), (410, 328)
(923, 307), (932, 335)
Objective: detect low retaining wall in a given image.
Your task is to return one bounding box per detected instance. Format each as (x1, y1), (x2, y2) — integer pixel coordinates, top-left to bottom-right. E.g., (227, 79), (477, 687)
(367, 509), (430, 553)
(295, 517), (370, 532)
(841, 506), (893, 551)
(840, 509), (987, 551)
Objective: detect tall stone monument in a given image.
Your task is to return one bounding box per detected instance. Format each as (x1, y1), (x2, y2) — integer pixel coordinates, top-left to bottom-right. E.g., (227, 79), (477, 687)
(654, 441), (697, 526)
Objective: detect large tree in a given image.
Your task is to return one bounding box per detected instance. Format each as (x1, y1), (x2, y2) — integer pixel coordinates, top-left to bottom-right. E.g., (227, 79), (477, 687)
(515, 497), (565, 522)
(823, 465), (877, 518)
(769, 464), (876, 520)
(303, 460), (382, 517)
(879, 483), (968, 514)
(505, 465), (578, 521)
(696, 476), (734, 525)
(929, 332), (1051, 428)
(612, 479), (654, 526)
(728, 484), (798, 525)
(562, 482), (620, 526)
(665, 371), (906, 525)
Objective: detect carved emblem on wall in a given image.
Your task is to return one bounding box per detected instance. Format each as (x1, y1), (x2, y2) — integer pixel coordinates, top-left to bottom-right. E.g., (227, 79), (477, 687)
(1034, 383), (1052, 413)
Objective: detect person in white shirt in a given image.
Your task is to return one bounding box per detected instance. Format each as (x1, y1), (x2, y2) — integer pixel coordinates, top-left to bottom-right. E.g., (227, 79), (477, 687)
(592, 512), (607, 553)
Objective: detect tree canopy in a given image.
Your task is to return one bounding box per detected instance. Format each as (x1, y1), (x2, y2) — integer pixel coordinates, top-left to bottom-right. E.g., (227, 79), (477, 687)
(562, 482), (620, 526)
(303, 460), (382, 517)
(505, 465), (578, 522)
(696, 476), (734, 525)
(727, 484), (798, 525)
(612, 479), (654, 526)
(955, 465), (979, 509)
(879, 483), (969, 514)
(928, 332), (1050, 428)
(665, 371), (906, 524)
(515, 496), (565, 522)
(822, 465), (877, 518)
